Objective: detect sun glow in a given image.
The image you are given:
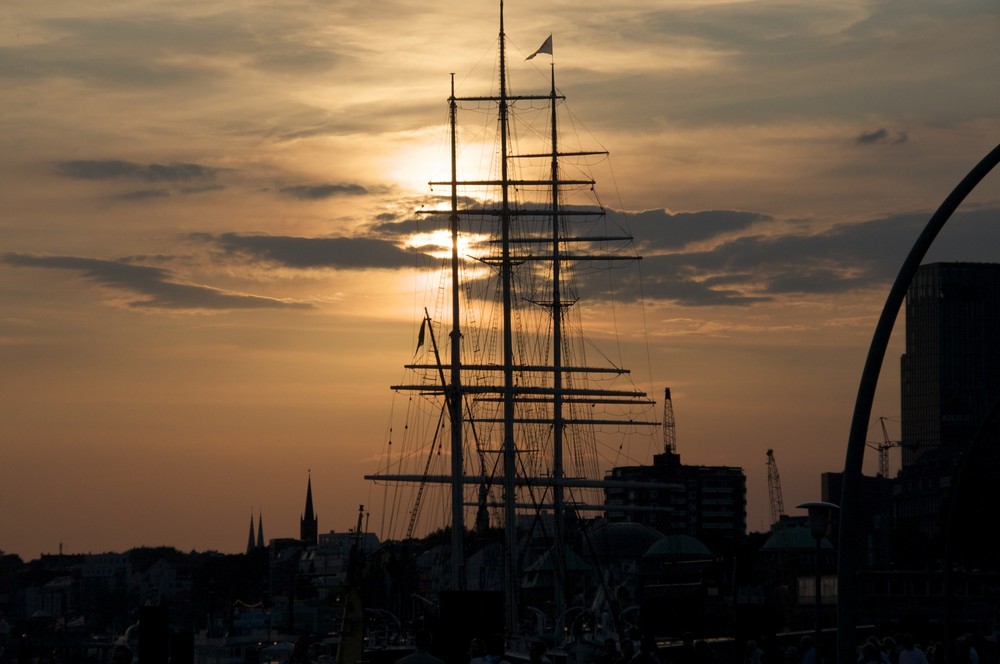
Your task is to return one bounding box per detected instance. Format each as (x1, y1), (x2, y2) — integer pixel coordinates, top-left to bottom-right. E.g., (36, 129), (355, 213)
(404, 228), (485, 260)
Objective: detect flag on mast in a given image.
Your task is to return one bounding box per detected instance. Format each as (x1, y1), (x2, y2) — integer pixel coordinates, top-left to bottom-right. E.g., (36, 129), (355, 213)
(416, 319), (426, 352)
(526, 34), (553, 60)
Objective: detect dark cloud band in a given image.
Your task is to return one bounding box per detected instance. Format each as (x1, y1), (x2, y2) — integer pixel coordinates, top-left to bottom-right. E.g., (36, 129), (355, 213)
(56, 159), (220, 183)
(2, 253), (310, 311)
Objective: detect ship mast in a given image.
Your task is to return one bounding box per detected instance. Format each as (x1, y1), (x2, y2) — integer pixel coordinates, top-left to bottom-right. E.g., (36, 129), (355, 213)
(366, 0), (664, 640)
(548, 61), (567, 632)
(448, 73), (465, 591)
(497, 0), (520, 634)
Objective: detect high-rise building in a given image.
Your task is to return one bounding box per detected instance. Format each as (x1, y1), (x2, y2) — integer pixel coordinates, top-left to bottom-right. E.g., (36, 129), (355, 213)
(901, 262), (1000, 465)
(896, 262), (1000, 549)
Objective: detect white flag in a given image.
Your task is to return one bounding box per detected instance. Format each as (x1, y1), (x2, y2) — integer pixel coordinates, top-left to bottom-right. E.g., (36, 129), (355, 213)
(526, 34), (553, 60)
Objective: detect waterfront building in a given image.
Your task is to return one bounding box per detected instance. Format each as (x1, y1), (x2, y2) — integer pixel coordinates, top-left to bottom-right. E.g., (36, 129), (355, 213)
(896, 262), (1000, 552)
(901, 262), (1000, 464)
(604, 450), (746, 553)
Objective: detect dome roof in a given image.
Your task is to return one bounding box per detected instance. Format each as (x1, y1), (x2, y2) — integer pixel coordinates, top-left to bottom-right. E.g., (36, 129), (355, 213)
(761, 526), (834, 551)
(588, 522), (664, 558)
(525, 546), (592, 573)
(643, 534), (711, 559)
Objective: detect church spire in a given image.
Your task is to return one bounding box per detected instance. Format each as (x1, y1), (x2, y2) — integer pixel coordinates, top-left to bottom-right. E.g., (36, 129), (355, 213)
(256, 511), (265, 549)
(246, 511), (256, 554)
(300, 471), (318, 546)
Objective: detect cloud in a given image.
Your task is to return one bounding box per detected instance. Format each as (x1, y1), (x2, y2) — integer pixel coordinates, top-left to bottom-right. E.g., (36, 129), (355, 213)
(856, 128), (908, 145)
(620, 206), (1000, 306)
(56, 160), (220, 183)
(114, 189), (171, 201)
(278, 183), (368, 200)
(195, 233), (432, 270)
(0, 13), (344, 89)
(626, 209), (770, 250)
(358, 204), (1000, 307)
(2, 254), (311, 311)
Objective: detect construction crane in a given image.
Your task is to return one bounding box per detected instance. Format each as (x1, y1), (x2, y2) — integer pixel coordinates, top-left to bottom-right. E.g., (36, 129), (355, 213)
(867, 416), (901, 478)
(663, 387), (677, 453)
(766, 449), (785, 527)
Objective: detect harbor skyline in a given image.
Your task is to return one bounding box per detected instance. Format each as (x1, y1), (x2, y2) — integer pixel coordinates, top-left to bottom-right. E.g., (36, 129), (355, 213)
(3, 0), (1000, 560)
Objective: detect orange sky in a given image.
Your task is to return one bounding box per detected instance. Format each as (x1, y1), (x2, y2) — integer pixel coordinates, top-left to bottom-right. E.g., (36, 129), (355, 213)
(2, 0), (1000, 559)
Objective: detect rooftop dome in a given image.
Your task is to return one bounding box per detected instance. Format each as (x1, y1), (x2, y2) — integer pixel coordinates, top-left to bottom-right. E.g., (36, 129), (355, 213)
(761, 526), (834, 551)
(588, 522), (665, 558)
(643, 534), (711, 559)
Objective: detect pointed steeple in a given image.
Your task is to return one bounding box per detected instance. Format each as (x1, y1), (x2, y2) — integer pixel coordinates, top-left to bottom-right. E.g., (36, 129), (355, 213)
(246, 511), (256, 554)
(300, 471), (318, 546)
(256, 511), (265, 549)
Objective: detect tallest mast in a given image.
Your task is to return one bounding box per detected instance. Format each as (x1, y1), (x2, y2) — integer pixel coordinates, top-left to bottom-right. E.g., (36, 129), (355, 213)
(448, 73), (465, 591)
(548, 59), (568, 635)
(498, 0), (521, 637)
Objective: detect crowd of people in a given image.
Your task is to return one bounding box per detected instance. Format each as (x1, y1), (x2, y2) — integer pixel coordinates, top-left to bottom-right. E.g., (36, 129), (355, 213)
(431, 630), (995, 664)
(289, 627), (997, 664)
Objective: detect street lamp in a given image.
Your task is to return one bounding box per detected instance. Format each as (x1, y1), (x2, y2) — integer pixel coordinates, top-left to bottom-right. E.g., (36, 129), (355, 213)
(797, 501), (839, 652)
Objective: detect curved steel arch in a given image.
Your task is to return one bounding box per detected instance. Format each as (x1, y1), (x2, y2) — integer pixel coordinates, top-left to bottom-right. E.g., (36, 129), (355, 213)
(837, 142), (1000, 664)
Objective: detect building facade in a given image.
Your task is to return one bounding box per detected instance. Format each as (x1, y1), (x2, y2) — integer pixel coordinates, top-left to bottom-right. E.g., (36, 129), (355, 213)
(896, 262), (1000, 549)
(604, 451), (746, 552)
(901, 262), (1000, 464)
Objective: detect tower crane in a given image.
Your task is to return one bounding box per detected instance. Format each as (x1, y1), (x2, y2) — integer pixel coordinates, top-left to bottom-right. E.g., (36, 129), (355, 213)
(663, 387), (677, 453)
(766, 448), (785, 527)
(867, 416), (901, 478)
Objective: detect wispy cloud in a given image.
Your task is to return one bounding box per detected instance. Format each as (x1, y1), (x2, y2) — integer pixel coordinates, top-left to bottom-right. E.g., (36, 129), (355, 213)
(278, 183), (368, 200)
(56, 159), (221, 183)
(194, 233), (431, 269)
(2, 254), (311, 311)
(602, 206), (1000, 306)
(627, 209), (770, 250)
(114, 189), (171, 201)
(855, 128), (908, 145)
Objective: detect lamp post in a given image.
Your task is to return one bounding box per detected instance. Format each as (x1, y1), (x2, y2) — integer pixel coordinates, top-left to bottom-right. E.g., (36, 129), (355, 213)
(797, 501), (839, 652)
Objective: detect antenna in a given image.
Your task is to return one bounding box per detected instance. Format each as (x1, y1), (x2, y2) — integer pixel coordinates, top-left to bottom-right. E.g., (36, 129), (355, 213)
(663, 387), (677, 453)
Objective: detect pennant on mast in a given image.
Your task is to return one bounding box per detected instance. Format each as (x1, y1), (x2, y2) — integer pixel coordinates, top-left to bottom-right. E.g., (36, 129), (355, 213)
(415, 318), (426, 352)
(526, 34), (553, 60)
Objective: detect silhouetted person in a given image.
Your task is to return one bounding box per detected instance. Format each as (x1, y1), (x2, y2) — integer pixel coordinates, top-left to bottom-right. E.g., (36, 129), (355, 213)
(529, 640), (553, 664)
(617, 639), (636, 664)
(960, 634), (980, 664)
(860, 644), (883, 664)
(596, 638), (620, 664)
(745, 641), (764, 664)
(469, 637), (488, 664)
(898, 634), (928, 664)
(799, 636), (818, 664)
(760, 634), (783, 664)
(484, 633), (511, 664)
(398, 630), (444, 664)
(112, 645), (134, 664)
(881, 636), (898, 664)
(288, 635), (314, 664)
(632, 636), (661, 664)
(675, 633), (697, 664)
(695, 640), (721, 664)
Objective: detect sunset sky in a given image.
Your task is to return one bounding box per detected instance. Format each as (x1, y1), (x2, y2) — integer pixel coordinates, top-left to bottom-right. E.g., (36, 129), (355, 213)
(3, 0), (1000, 560)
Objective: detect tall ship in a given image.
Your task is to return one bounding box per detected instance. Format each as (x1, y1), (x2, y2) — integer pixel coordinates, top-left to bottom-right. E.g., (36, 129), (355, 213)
(366, 1), (659, 646)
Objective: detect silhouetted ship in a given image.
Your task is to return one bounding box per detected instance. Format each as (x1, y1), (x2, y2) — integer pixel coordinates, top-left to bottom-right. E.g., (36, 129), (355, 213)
(365, 1), (659, 655)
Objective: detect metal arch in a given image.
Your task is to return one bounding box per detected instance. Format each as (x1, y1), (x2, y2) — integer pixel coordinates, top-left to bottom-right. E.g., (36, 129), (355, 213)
(837, 143), (1000, 664)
